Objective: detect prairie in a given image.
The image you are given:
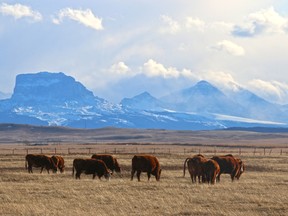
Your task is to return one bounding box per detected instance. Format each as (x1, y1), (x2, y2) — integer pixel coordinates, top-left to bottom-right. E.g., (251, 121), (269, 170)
(0, 151), (287, 216)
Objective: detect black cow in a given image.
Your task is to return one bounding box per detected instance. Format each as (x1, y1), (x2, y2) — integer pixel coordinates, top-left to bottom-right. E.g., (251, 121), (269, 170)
(72, 158), (111, 180)
(25, 154), (57, 174)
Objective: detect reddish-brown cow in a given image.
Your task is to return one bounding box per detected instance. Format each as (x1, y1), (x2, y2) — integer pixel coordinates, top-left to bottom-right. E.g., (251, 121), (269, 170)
(211, 154), (240, 182)
(202, 159), (220, 184)
(25, 154), (57, 174)
(51, 155), (65, 173)
(72, 158), (111, 180)
(184, 154), (207, 183)
(235, 158), (245, 180)
(91, 154), (121, 174)
(131, 155), (162, 181)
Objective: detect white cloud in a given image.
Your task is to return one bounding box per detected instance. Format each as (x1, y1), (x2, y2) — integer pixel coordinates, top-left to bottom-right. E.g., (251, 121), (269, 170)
(142, 59), (197, 79)
(198, 70), (242, 92)
(109, 62), (131, 75)
(54, 8), (103, 30)
(185, 17), (206, 31)
(143, 59), (179, 78)
(247, 79), (288, 104)
(211, 40), (245, 56)
(160, 15), (180, 34)
(0, 3), (42, 21)
(232, 7), (288, 37)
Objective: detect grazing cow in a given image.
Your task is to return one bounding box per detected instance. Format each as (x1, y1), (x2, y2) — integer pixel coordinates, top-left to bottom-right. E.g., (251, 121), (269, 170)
(235, 158), (245, 180)
(183, 154), (205, 177)
(91, 154), (121, 174)
(131, 155), (162, 181)
(51, 155), (65, 173)
(185, 155), (207, 183)
(202, 159), (220, 184)
(72, 158), (111, 180)
(211, 154), (239, 182)
(25, 154), (57, 174)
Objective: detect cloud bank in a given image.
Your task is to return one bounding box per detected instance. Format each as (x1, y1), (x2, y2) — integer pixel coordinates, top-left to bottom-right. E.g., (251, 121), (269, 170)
(232, 7), (288, 37)
(248, 79), (288, 104)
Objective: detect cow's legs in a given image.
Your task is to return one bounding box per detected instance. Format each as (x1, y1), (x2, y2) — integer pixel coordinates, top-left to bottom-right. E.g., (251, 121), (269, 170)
(198, 175), (202, 183)
(216, 173), (221, 182)
(28, 165), (33, 173)
(206, 173), (211, 184)
(231, 168), (238, 181)
(211, 172), (217, 184)
(40, 167), (44, 173)
(131, 169), (136, 181)
(136, 171), (141, 181)
(190, 174), (195, 183)
(147, 172), (151, 181)
(76, 171), (81, 179)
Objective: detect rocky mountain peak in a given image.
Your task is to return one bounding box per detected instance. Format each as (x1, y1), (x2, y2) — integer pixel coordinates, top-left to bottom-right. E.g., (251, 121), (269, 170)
(11, 72), (95, 104)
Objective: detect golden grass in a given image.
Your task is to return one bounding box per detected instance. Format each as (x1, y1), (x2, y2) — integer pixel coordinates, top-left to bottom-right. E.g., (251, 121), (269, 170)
(0, 152), (287, 216)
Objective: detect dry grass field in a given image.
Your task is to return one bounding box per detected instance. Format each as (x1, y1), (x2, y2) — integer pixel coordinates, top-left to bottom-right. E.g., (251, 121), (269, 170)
(0, 151), (287, 216)
(0, 125), (287, 215)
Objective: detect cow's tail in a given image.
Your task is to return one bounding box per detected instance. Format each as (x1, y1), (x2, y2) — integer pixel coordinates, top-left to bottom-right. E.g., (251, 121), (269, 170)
(72, 164), (74, 177)
(183, 157), (191, 177)
(25, 159), (27, 169)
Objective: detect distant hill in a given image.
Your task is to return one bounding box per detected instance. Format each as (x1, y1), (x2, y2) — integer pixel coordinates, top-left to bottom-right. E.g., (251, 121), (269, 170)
(1, 123), (288, 148)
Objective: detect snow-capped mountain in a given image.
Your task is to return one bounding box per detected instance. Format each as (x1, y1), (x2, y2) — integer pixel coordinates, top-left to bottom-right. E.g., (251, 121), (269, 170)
(121, 91), (167, 111)
(0, 72), (122, 126)
(11, 72), (99, 105)
(226, 86), (286, 122)
(0, 72), (287, 130)
(160, 81), (245, 116)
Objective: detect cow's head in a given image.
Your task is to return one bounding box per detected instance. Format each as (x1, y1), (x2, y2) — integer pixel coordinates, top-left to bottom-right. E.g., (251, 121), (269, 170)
(235, 159), (245, 180)
(156, 169), (162, 181)
(104, 171), (112, 181)
(52, 165), (58, 173)
(49, 158), (58, 173)
(115, 165), (121, 173)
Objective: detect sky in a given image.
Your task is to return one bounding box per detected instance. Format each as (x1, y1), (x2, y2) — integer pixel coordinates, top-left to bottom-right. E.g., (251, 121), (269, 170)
(1, 0), (288, 104)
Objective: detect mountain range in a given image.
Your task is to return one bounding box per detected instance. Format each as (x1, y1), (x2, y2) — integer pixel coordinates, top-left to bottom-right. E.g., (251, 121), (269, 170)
(0, 72), (287, 130)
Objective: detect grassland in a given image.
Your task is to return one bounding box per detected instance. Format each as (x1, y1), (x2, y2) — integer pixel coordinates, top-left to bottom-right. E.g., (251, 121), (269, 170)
(0, 151), (287, 216)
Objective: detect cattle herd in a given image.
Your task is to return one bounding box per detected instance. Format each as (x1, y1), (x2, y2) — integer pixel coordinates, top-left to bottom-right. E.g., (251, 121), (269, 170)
(24, 153), (245, 184)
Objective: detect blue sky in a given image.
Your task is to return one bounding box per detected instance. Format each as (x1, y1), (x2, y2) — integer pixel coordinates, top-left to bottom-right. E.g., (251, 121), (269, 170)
(1, 0), (288, 104)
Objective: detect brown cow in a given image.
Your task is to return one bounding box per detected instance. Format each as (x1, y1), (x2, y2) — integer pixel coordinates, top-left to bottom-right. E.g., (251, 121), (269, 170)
(131, 155), (162, 181)
(51, 155), (65, 173)
(72, 158), (111, 180)
(211, 154), (239, 182)
(183, 154), (205, 177)
(184, 154), (207, 183)
(91, 154), (121, 174)
(235, 158), (245, 180)
(25, 154), (57, 174)
(202, 159), (220, 184)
